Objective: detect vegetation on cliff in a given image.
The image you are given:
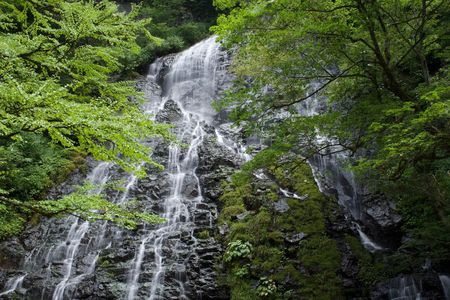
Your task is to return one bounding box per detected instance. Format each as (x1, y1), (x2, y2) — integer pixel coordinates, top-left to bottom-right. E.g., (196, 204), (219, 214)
(218, 149), (343, 299)
(213, 0), (450, 276)
(123, 0), (218, 73)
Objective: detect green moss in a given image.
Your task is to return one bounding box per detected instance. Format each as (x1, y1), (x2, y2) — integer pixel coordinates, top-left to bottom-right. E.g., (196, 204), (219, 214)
(98, 256), (112, 268)
(253, 245), (284, 272)
(218, 160), (344, 299)
(220, 205), (246, 223)
(299, 236), (341, 271)
(229, 279), (258, 300)
(220, 182), (252, 207)
(273, 163), (324, 202)
(0, 204), (25, 240)
(272, 263), (302, 283)
(344, 235), (387, 286)
(278, 199), (325, 234)
(197, 230), (210, 239)
(298, 270), (344, 299)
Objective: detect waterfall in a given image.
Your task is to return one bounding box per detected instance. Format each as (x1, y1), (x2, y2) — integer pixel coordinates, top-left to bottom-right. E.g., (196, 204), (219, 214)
(296, 83), (364, 220)
(295, 82), (386, 252)
(0, 274), (26, 296)
(215, 129), (252, 162)
(355, 223), (383, 253)
(126, 35), (224, 300)
(387, 276), (422, 300)
(44, 162), (112, 300)
(440, 275), (450, 300)
(0, 36), (239, 299)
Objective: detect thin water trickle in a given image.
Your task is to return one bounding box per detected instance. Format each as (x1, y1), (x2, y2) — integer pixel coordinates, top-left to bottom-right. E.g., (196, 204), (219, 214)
(0, 274), (26, 296)
(355, 223), (384, 253)
(215, 129), (252, 163)
(387, 276), (422, 300)
(440, 275), (450, 300)
(279, 188), (307, 200)
(51, 162), (112, 300)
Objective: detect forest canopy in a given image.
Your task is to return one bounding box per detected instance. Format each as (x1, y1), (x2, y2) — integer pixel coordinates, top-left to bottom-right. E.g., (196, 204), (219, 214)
(213, 0), (450, 262)
(0, 0), (171, 236)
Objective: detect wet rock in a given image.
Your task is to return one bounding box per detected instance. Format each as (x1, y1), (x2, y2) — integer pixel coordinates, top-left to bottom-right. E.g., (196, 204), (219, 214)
(219, 224), (229, 236)
(274, 198), (290, 213)
(236, 211), (250, 221)
(371, 274), (444, 300)
(0, 239), (25, 270)
(182, 174), (199, 198)
(360, 194), (403, 249)
(156, 99), (183, 123)
(284, 232), (306, 243)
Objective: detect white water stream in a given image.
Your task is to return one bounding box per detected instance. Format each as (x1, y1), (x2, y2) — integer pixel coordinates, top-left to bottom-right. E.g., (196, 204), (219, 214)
(440, 275), (450, 300)
(296, 82), (383, 252)
(0, 274), (26, 297)
(126, 36), (223, 300)
(51, 162), (112, 300)
(388, 276), (422, 300)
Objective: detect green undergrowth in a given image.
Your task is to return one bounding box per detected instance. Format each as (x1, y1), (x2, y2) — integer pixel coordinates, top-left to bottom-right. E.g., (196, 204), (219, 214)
(0, 134), (87, 239)
(344, 233), (425, 296)
(217, 150), (344, 299)
(123, 0), (218, 74)
(0, 133), (164, 240)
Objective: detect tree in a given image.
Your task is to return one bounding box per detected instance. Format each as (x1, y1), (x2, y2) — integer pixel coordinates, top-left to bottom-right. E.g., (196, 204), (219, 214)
(0, 0), (171, 172)
(213, 0), (450, 262)
(0, 0), (170, 235)
(212, 0), (449, 179)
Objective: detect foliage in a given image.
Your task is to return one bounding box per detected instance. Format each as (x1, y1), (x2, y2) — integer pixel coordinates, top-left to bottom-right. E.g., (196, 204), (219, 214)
(344, 235), (388, 288)
(0, 0), (171, 172)
(4, 185), (164, 229)
(218, 158), (343, 299)
(223, 240), (253, 263)
(0, 203), (25, 239)
(197, 229), (210, 239)
(125, 0), (218, 72)
(213, 0), (449, 173)
(0, 134), (76, 200)
(256, 277), (277, 298)
(213, 0), (450, 272)
(0, 0), (170, 238)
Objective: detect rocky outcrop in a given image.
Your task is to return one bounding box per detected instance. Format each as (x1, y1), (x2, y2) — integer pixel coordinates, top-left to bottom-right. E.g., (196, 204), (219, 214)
(371, 274), (444, 299)
(0, 37), (239, 300)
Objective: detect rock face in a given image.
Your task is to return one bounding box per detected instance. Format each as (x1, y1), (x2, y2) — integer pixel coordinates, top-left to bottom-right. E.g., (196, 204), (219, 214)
(309, 154), (403, 250)
(0, 36), (242, 300)
(1, 35), (446, 300)
(371, 274), (444, 300)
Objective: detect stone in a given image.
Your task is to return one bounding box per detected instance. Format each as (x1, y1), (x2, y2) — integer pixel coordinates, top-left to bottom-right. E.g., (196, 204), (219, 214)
(236, 211), (250, 220)
(274, 198), (290, 213)
(155, 99), (183, 123)
(284, 232), (306, 243)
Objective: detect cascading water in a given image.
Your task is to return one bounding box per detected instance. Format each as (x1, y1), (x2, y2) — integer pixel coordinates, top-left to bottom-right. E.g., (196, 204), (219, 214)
(296, 82), (384, 252)
(0, 274), (26, 297)
(297, 83), (363, 220)
(0, 35), (236, 300)
(0, 162), (111, 300)
(440, 275), (450, 300)
(51, 162), (112, 300)
(387, 276), (422, 300)
(126, 36), (227, 300)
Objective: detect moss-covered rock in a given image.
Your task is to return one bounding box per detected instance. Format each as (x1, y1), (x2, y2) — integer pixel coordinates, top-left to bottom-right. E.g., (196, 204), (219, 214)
(217, 157), (344, 299)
